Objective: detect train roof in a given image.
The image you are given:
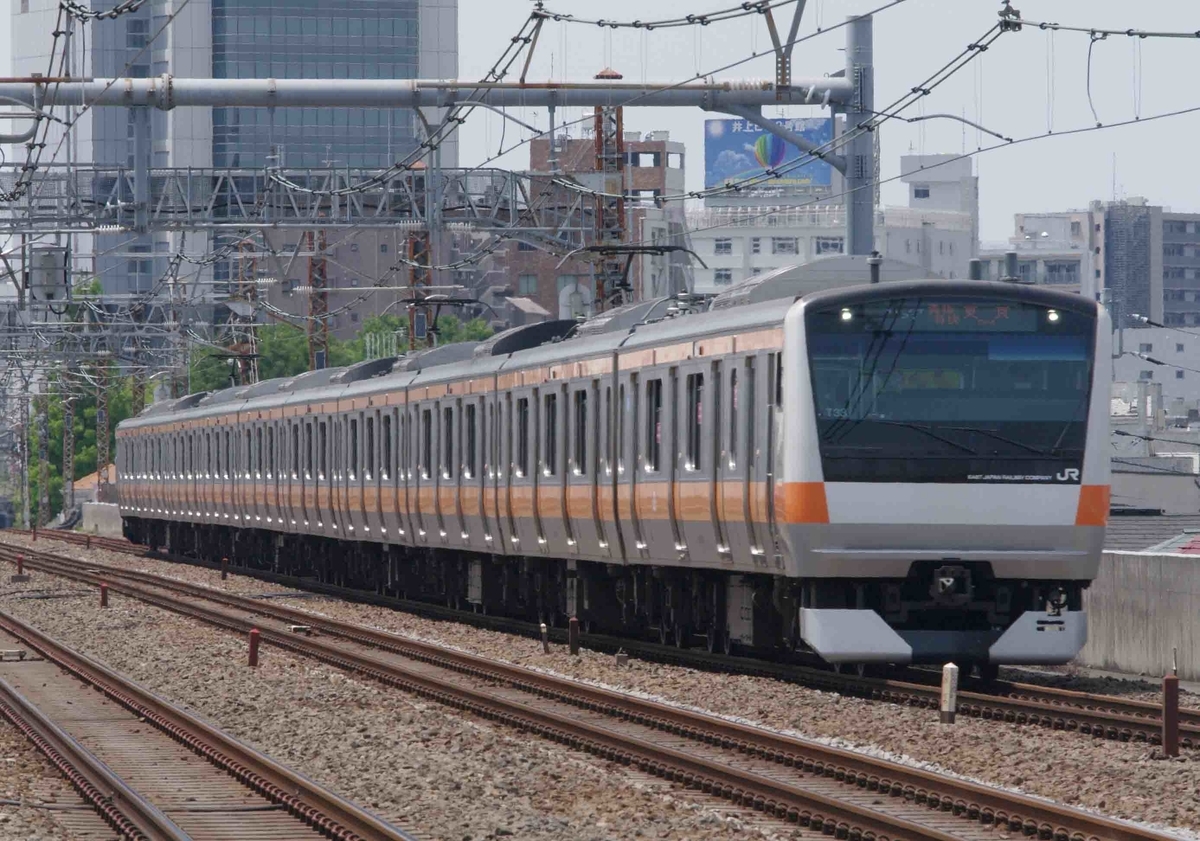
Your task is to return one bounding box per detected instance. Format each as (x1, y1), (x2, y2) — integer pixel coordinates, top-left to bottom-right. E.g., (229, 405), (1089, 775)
(119, 259), (1097, 430)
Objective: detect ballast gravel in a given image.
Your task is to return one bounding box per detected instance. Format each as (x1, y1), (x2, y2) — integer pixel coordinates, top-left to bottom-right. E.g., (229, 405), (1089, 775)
(0, 575), (804, 840)
(5, 533), (1200, 836)
(0, 720), (107, 841)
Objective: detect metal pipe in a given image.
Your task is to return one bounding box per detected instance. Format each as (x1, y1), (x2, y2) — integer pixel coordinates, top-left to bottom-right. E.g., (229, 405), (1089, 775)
(968, 258), (983, 280)
(1003, 250), (1018, 282)
(0, 76), (854, 110)
(843, 15), (875, 256)
(867, 250), (882, 284)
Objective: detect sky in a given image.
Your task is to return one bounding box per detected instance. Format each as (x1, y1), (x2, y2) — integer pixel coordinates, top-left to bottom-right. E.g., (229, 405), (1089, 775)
(3, 1), (1199, 242)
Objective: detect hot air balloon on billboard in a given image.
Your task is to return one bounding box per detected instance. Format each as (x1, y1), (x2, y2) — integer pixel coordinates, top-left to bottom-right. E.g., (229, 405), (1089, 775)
(704, 117), (834, 190)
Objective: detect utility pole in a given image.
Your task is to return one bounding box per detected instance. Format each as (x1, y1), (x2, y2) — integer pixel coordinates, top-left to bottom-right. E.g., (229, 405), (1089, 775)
(36, 392), (48, 528)
(593, 68), (628, 311)
(19, 391), (29, 529)
(95, 364), (110, 502)
(306, 227), (329, 370)
(62, 391), (75, 514)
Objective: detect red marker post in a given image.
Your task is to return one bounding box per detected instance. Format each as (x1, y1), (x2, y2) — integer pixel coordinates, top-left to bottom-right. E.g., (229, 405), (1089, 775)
(1164, 648), (1180, 758)
(248, 628), (261, 668)
(99, 583), (109, 609)
(221, 557), (229, 581)
(16, 556), (23, 576)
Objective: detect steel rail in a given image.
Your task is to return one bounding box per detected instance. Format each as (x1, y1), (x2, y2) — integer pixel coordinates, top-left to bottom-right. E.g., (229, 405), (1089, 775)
(0, 541), (1184, 841)
(0, 675), (189, 841)
(20, 530), (1199, 744)
(0, 605), (416, 841)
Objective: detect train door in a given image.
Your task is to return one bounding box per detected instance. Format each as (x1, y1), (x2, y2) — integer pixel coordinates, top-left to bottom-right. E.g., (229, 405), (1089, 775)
(745, 356), (767, 560)
(414, 402), (432, 541)
(717, 359), (749, 564)
(434, 401), (450, 542)
(501, 391), (518, 550)
(566, 380), (597, 556)
(539, 384), (569, 555)
(620, 373), (646, 560)
(635, 370), (676, 562)
(460, 397), (480, 546)
(678, 363), (721, 567)
(482, 394), (499, 551)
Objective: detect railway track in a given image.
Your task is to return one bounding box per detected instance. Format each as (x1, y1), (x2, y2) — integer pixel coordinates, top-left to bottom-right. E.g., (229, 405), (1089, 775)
(0, 537), (1185, 841)
(0, 604), (417, 841)
(21, 528), (1197, 748)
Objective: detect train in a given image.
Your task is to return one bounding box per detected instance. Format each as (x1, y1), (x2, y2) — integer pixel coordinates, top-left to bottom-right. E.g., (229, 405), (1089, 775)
(117, 260), (1111, 675)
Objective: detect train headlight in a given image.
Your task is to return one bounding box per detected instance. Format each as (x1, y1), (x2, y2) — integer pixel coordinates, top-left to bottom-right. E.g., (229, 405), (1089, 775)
(1047, 309), (1060, 323)
(840, 308), (853, 322)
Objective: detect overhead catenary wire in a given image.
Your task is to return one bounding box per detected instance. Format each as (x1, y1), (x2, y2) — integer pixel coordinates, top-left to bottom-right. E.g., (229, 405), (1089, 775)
(535, 0), (804, 31)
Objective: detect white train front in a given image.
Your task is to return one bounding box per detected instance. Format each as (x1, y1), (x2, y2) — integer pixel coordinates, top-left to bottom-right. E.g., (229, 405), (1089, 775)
(117, 269), (1110, 673)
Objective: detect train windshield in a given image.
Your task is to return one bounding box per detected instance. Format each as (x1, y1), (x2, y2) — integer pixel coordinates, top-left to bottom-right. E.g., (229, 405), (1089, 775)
(806, 296), (1095, 484)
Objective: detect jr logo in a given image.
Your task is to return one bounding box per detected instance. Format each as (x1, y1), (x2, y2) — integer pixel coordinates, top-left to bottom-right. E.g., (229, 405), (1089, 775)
(1055, 468), (1081, 482)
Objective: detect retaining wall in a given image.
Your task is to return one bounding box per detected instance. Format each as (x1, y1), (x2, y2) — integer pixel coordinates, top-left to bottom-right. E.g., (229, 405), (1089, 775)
(81, 503), (124, 538)
(1079, 551), (1200, 680)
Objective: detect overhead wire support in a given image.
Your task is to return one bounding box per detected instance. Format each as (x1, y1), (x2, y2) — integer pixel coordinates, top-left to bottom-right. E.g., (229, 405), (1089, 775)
(60, 0), (150, 21)
(537, 0), (803, 30)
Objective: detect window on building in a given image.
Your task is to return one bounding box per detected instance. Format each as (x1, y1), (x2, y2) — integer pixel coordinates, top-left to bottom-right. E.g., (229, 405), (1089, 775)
(913, 185), (930, 199)
(543, 393), (557, 476)
(1166, 244), (1186, 258)
(1045, 261), (1080, 286)
(751, 238), (762, 254)
(572, 390), (587, 475)
(645, 379), (663, 472)
(1178, 343), (1186, 353)
(667, 152), (684, 169)
(1177, 370), (1186, 380)
(939, 241), (945, 255)
(1139, 371), (1154, 381)
(516, 398), (529, 476)
(714, 238), (733, 256)
(1070, 221), (1082, 236)
(685, 373), (704, 471)
(714, 269), (734, 286)
(772, 237), (799, 255)
(1139, 343), (1154, 353)
(518, 274), (538, 295)
(815, 237), (844, 255)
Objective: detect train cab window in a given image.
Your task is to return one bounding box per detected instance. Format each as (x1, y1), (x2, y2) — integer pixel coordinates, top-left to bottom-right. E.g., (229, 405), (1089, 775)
(543, 393), (558, 477)
(464, 404), (477, 479)
(729, 368), (739, 466)
(442, 407), (454, 479)
(572, 390), (587, 475)
(421, 409), (433, 479)
(349, 418), (359, 480)
(319, 422), (328, 480)
(686, 373), (704, 471)
(366, 415), (376, 481)
(381, 414), (392, 481)
(304, 424), (314, 480)
(516, 398), (530, 477)
(645, 379), (663, 472)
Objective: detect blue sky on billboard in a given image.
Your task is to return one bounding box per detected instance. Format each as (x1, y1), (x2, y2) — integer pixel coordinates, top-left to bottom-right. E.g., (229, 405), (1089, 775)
(704, 118), (833, 190)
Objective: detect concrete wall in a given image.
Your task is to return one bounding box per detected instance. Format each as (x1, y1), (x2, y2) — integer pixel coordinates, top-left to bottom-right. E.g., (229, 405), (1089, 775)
(1079, 551), (1200, 680)
(81, 503), (124, 538)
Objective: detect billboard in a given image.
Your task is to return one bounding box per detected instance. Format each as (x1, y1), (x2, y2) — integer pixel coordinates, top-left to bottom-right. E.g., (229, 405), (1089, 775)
(704, 117), (834, 190)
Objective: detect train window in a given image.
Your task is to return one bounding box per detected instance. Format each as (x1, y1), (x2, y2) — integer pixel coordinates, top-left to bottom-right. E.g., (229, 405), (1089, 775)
(319, 421), (328, 479)
(267, 426), (275, 479)
(464, 403), (477, 479)
(224, 430), (231, 478)
(245, 429), (253, 479)
(255, 427), (263, 477)
(421, 409), (433, 479)
(573, 390), (587, 475)
(349, 418), (359, 480)
(516, 398), (529, 477)
(772, 352), (783, 407)
(442, 407), (454, 479)
(304, 424), (314, 480)
(366, 415), (376, 481)
(645, 379), (662, 472)
(746, 359), (757, 466)
(729, 368), (739, 466)
(485, 403), (494, 476)
(618, 384), (626, 474)
(543, 393), (558, 477)
(686, 373), (704, 471)
(292, 424), (300, 479)
(603, 386), (612, 476)
(381, 414), (392, 481)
